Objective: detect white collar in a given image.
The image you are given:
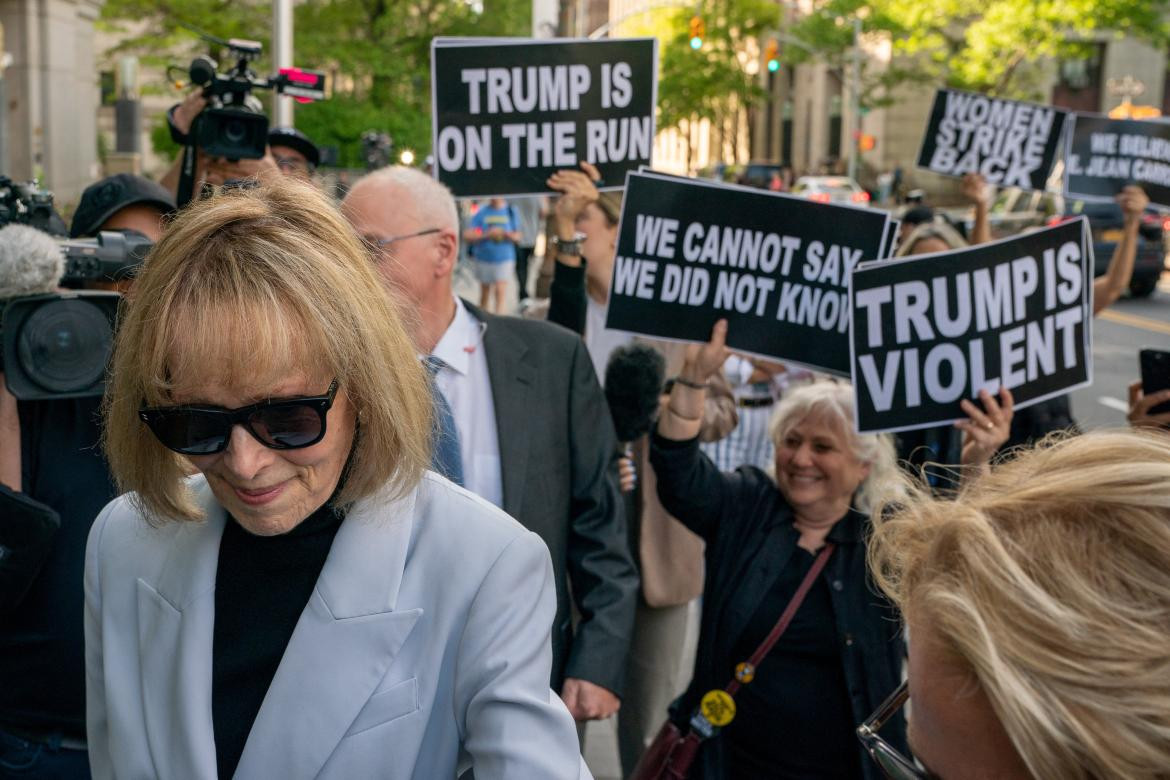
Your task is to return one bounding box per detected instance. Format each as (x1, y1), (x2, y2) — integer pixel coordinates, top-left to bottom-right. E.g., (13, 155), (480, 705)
(429, 297), (480, 376)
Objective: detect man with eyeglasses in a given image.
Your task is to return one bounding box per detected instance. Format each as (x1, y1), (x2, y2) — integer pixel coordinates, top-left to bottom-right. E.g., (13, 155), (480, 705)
(267, 127), (320, 182)
(341, 167), (638, 731)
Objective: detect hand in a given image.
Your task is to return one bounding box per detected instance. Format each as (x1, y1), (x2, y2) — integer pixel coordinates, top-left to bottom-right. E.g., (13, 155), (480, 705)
(681, 319), (730, 384)
(744, 355), (786, 378)
(960, 172), (991, 208)
(618, 455), (637, 493)
(487, 227), (504, 241)
(955, 387), (1014, 467)
(1117, 185), (1149, 223)
(561, 678), (620, 721)
(1128, 380), (1170, 429)
(548, 161), (602, 228)
(172, 90), (208, 135)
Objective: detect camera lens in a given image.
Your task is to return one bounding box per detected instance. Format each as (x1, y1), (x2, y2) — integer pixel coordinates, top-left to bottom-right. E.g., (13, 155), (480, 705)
(224, 118), (248, 145)
(16, 299), (112, 394)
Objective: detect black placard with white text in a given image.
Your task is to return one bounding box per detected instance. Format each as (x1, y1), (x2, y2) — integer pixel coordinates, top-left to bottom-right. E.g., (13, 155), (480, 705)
(431, 38), (657, 198)
(1064, 114), (1170, 207)
(605, 171), (892, 375)
(917, 89), (1068, 191)
(849, 219), (1093, 434)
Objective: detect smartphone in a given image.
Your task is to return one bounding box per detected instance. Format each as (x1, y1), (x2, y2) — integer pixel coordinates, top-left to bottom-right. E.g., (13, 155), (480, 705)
(1139, 348), (1170, 416)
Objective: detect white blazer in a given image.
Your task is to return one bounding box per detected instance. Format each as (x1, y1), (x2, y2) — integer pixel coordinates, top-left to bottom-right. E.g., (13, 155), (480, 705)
(84, 472), (592, 780)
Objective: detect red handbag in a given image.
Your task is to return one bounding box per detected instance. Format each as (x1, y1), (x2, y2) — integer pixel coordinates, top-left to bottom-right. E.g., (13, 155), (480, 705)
(629, 543), (836, 780)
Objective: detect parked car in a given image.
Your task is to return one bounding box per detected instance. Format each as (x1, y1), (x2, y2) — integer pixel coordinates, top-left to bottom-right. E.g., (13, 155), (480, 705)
(737, 161), (785, 189)
(1053, 200), (1167, 298)
(791, 176), (871, 206)
(940, 187), (1063, 240)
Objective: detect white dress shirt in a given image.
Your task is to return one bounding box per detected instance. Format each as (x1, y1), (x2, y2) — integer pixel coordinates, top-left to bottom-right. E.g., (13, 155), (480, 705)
(584, 296), (633, 386)
(431, 298), (504, 507)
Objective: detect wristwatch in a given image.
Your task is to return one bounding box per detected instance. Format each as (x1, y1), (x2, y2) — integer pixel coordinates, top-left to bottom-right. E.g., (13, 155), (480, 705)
(551, 232), (587, 256)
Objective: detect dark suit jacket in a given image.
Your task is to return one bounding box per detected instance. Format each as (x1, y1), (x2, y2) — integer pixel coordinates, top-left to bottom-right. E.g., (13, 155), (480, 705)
(464, 301), (639, 696)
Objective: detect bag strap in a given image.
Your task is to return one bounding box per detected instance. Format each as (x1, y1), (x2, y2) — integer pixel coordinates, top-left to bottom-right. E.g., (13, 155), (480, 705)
(724, 542), (835, 698)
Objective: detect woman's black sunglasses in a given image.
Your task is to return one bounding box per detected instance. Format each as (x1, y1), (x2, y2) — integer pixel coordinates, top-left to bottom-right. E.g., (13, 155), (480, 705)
(139, 380), (340, 455)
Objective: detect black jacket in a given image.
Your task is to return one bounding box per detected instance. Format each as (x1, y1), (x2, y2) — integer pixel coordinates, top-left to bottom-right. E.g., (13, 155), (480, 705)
(650, 433), (908, 780)
(465, 301), (639, 696)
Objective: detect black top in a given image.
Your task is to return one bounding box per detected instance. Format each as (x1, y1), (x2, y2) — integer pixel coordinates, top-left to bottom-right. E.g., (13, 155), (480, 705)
(722, 547), (862, 779)
(0, 397), (115, 739)
(649, 433), (907, 780)
(212, 502), (344, 779)
(546, 258), (588, 336)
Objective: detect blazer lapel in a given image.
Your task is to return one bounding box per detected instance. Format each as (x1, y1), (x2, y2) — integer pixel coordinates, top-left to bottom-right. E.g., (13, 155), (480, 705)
(233, 487), (422, 780)
(713, 521), (799, 667)
(466, 301), (536, 519)
(137, 480), (226, 780)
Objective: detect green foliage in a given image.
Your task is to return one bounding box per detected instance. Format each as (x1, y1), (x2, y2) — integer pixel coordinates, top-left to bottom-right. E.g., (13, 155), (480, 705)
(99, 0), (530, 164)
(657, 0), (775, 133)
(787, 0), (1170, 101)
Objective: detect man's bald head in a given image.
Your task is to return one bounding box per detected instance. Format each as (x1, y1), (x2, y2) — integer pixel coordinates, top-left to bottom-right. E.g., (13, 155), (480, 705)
(341, 166), (461, 335)
(343, 166), (459, 238)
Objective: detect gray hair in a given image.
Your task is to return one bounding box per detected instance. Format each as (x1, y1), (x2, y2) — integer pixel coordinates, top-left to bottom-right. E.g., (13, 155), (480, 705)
(768, 380), (902, 513)
(344, 166), (460, 237)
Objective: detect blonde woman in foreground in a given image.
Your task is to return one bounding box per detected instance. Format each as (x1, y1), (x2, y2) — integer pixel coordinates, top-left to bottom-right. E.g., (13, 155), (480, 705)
(862, 429), (1170, 779)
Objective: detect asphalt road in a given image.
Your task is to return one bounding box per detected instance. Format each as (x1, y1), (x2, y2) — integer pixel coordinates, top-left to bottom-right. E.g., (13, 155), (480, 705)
(1071, 275), (1170, 430)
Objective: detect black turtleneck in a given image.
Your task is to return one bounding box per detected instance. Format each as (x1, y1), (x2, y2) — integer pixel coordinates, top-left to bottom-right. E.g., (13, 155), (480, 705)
(212, 499), (345, 779)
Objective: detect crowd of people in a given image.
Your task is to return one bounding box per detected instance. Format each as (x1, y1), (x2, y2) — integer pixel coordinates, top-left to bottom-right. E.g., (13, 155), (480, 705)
(2, 108), (1170, 780)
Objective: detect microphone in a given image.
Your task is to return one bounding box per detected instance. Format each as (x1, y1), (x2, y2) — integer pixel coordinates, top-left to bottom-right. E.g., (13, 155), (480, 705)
(0, 224), (64, 299)
(605, 343), (666, 493)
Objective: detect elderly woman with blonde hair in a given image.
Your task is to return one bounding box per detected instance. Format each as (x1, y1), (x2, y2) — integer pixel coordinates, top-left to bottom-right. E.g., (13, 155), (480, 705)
(641, 321), (1012, 779)
(862, 429), (1170, 779)
(88, 179), (590, 779)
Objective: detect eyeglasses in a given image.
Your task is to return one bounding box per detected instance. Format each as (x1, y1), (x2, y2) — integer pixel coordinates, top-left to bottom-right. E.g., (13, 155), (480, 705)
(274, 155), (316, 174)
(857, 679), (936, 779)
(139, 380), (340, 455)
(372, 227), (442, 250)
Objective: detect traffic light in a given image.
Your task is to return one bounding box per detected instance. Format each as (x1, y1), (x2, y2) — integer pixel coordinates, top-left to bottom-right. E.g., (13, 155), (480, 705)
(858, 133), (876, 152)
(689, 15), (705, 49)
(764, 39), (780, 73)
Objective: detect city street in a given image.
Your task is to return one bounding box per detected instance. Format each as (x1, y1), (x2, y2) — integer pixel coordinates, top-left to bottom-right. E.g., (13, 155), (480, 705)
(1073, 276), (1170, 429)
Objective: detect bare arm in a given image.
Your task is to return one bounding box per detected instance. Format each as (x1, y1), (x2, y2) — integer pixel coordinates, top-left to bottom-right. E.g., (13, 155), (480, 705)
(961, 173), (992, 246)
(1093, 186), (1148, 314)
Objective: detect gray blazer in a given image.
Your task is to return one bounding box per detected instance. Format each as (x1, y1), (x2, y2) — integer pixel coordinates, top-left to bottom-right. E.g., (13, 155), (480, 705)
(84, 472), (592, 780)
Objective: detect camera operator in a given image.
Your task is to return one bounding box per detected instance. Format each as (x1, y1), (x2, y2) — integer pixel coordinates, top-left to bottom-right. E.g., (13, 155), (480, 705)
(159, 91), (280, 197)
(268, 126), (320, 182)
(0, 174), (171, 779)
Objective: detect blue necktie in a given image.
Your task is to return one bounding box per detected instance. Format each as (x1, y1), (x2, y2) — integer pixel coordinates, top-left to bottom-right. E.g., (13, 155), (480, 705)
(423, 356), (464, 486)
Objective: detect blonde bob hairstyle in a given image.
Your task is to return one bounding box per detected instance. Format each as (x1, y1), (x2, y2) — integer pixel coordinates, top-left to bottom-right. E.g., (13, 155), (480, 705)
(896, 220), (968, 257)
(869, 429), (1170, 778)
(103, 178), (433, 523)
(768, 380), (900, 513)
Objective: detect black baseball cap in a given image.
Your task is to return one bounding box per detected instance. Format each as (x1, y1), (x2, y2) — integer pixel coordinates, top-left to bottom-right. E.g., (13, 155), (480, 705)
(70, 174), (176, 238)
(267, 126), (320, 168)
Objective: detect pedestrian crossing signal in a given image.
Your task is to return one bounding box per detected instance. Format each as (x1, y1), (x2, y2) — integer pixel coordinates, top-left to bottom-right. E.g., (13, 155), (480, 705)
(764, 39), (780, 72)
(689, 16), (705, 49)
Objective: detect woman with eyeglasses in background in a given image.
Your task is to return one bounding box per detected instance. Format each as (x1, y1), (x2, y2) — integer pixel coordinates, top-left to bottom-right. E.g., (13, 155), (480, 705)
(88, 179), (590, 779)
(863, 429), (1170, 779)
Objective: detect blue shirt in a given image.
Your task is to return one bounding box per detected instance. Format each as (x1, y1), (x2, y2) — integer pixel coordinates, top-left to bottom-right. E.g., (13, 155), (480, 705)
(469, 205), (518, 264)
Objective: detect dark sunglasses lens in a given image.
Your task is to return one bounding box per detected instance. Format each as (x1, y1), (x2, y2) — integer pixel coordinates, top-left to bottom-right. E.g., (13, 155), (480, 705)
(146, 411), (230, 454)
(248, 404), (324, 448)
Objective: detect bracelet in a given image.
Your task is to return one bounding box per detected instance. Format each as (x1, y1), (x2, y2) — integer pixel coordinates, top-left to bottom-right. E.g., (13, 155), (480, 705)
(551, 232), (586, 257)
(671, 375), (710, 391)
(667, 405), (702, 422)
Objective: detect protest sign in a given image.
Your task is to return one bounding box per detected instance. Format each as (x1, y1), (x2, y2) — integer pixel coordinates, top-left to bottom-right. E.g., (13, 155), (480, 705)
(431, 38), (657, 198)
(1064, 114), (1170, 207)
(849, 218), (1092, 434)
(917, 89), (1068, 191)
(605, 171), (892, 375)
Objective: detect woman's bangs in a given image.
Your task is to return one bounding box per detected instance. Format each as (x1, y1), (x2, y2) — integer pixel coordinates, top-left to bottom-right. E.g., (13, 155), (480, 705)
(150, 295), (331, 402)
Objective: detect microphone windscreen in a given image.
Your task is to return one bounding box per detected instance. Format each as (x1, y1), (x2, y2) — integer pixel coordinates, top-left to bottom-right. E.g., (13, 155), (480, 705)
(0, 224), (64, 299)
(605, 342), (666, 443)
